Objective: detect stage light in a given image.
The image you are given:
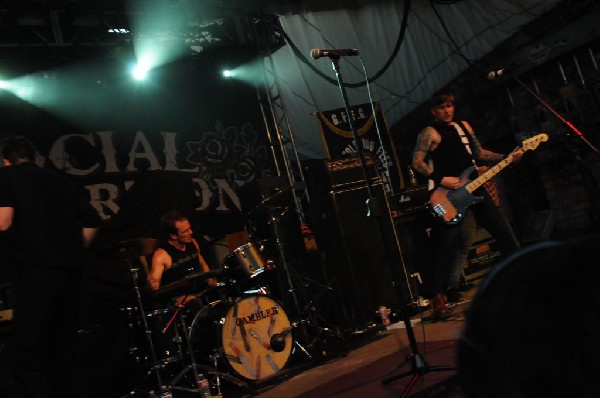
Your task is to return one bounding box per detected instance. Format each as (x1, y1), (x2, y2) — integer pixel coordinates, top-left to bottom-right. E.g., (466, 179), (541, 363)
(131, 57), (153, 81)
(222, 69), (234, 78)
(131, 64), (149, 80)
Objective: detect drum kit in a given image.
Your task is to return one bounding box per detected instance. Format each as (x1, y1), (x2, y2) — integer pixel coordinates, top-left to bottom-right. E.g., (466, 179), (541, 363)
(120, 235), (298, 397)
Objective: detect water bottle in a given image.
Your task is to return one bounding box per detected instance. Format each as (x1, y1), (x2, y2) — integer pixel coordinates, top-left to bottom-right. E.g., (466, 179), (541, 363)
(196, 374), (211, 398)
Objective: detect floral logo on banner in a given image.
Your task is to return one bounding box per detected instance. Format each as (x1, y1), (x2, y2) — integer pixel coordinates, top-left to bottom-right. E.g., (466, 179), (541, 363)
(186, 121), (273, 190)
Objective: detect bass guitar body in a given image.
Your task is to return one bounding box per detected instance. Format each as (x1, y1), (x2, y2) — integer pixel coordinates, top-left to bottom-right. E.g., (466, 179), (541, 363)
(429, 166), (483, 225)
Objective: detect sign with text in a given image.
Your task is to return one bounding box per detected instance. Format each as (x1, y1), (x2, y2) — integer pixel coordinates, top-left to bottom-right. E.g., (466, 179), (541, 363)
(317, 102), (405, 193)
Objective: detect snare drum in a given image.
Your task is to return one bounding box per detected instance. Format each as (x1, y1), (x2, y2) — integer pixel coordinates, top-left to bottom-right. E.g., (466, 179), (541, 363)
(187, 294), (293, 381)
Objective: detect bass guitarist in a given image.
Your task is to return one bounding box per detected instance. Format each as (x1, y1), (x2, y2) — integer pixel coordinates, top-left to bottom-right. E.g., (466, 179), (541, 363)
(411, 89), (522, 319)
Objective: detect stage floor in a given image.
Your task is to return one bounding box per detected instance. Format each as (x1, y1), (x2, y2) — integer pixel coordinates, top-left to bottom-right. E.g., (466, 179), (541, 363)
(0, 284), (478, 398)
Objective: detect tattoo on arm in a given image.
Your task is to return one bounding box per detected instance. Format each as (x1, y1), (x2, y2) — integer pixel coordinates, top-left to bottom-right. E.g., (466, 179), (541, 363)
(412, 131), (434, 176)
(479, 149), (503, 163)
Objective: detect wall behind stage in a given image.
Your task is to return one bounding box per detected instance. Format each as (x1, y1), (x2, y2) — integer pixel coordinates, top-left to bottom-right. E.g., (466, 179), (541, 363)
(0, 47), (275, 242)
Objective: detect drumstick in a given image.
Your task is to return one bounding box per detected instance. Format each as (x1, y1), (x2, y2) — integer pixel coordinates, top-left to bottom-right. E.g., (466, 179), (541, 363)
(230, 302), (238, 337)
(228, 341), (255, 379)
(265, 354), (280, 373)
(267, 312), (277, 338)
(252, 296), (261, 314)
(162, 308), (179, 334)
(239, 322), (251, 352)
(255, 355), (261, 379)
(249, 328), (270, 350)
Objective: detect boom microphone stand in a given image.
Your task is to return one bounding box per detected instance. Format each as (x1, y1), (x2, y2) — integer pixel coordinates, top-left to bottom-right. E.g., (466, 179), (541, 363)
(314, 50), (453, 396)
(507, 71), (599, 158)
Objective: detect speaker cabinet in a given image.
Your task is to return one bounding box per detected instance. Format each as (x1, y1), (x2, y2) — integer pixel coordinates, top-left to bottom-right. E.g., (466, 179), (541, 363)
(310, 181), (407, 327)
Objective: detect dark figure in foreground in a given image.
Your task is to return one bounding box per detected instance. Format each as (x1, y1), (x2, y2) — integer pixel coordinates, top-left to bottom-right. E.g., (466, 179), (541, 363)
(411, 90), (521, 318)
(0, 136), (101, 397)
(458, 233), (600, 397)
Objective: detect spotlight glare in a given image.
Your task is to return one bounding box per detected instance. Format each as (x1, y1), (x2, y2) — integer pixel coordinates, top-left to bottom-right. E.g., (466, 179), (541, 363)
(222, 69), (233, 78)
(131, 60), (151, 81)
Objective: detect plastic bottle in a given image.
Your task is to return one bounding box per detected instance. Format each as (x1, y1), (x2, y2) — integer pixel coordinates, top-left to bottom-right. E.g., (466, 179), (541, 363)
(196, 374), (211, 398)
(379, 305), (391, 328)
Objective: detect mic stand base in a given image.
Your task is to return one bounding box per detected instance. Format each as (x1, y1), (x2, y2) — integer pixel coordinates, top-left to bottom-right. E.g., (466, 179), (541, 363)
(381, 352), (455, 398)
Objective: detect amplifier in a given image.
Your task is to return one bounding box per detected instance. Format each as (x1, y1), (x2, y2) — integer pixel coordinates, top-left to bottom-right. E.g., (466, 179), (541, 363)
(392, 185), (430, 217)
(327, 155), (379, 189)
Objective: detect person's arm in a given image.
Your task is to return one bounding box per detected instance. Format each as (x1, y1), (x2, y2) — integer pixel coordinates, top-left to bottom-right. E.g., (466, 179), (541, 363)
(0, 174), (15, 231)
(412, 126), (437, 179)
(192, 238), (217, 287)
(82, 227), (98, 248)
(0, 207), (14, 231)
(462, 121), (506, 164)
(148, 248), (169, 291)
(412, 126), (461, 189)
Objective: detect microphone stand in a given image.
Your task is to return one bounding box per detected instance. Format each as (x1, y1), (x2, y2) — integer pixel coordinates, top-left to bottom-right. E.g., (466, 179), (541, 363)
(325, 54), (453, 396)
(509, 73), (600, 225)
(330, 55), (378, 325)
(512, 74), (600, 157)
(330, 55), (379, 218)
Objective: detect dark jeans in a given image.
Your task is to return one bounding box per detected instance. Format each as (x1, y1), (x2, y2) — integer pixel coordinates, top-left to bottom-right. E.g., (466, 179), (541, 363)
(432, 193), (520, 295)
(10, 265), (89, 398)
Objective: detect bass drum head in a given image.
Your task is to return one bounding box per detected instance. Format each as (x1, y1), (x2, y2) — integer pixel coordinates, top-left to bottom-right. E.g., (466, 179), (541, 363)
(189, 294), (293, 382)
(221, 295), (293, 381)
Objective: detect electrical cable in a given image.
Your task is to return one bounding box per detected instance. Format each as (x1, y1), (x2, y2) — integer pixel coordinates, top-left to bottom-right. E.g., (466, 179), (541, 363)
(278, 0), (411, 89)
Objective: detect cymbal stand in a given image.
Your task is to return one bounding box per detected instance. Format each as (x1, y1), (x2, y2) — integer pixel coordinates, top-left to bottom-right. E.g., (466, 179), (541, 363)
(167, 299), (254, 395)
(167, 301), (204, 394)
(121, 249), (169, 397)
(266, 206), (311, 357)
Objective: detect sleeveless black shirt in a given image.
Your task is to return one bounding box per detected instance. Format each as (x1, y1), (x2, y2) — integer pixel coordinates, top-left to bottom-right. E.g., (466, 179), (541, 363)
(160, 242), (201, 286)
(429, 122), (475, 178)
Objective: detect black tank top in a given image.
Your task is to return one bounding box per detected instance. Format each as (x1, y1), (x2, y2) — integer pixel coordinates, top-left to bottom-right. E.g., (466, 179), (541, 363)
(429, 122), (475, 178)
(160, 242), (202, 286)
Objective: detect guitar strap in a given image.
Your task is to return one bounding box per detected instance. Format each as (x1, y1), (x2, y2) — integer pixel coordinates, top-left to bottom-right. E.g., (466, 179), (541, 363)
(453, 122), (500, 206)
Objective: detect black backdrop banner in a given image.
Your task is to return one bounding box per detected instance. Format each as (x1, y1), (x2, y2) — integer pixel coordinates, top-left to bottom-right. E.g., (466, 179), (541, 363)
(317, 102), (405, 194)
(0, 50), (275, 244)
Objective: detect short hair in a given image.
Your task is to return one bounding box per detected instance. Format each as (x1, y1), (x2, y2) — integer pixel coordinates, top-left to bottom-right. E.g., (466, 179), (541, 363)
(429, 89), (455, 108)
(1, 135), (36, 164)
(159, 210), (188, 240)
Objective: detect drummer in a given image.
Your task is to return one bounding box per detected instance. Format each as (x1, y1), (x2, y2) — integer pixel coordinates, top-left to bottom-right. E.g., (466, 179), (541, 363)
(148, 210), (217, 304)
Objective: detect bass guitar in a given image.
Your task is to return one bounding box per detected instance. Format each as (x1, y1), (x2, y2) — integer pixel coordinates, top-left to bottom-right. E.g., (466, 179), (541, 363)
(429, 133), (549, 224)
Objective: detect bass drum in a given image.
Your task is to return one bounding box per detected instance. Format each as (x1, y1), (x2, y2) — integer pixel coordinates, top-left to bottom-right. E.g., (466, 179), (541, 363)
(188, 294), (293, 381)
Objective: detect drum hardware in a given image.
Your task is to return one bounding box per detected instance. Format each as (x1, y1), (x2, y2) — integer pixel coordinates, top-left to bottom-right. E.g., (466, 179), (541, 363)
(262, 207), (310, 346)
(221, 241), (281, 301)
(246, 186), (293, 216)
(154, 270), (223, 301)
(187, 294), (294, 382)
(118, 245), (169, 397)
(164, 301), (213, 395)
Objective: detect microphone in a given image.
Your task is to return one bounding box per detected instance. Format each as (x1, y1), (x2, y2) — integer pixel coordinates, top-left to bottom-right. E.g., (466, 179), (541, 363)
(311, 48), (359, 59)
(487, 66), (506, 80)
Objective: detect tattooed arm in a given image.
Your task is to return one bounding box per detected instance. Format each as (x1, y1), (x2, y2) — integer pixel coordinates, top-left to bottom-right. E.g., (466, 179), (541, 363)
(412, 126), (438, 177)
(412, 126), (464, 190)
(412, 126), (454, 187)
(462, 121), (505, 164)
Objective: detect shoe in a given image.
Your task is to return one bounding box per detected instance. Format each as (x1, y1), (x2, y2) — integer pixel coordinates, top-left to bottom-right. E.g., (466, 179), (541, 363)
(446, 287), (464, 304)
(431, 293), (453, 319)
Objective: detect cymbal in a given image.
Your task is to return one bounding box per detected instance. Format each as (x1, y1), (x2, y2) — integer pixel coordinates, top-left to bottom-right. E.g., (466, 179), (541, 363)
(247, 187), (292, 215)
(184, 270), (222, 281)
(155, 270), (222, 298)
(114, 238), (158, 257)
